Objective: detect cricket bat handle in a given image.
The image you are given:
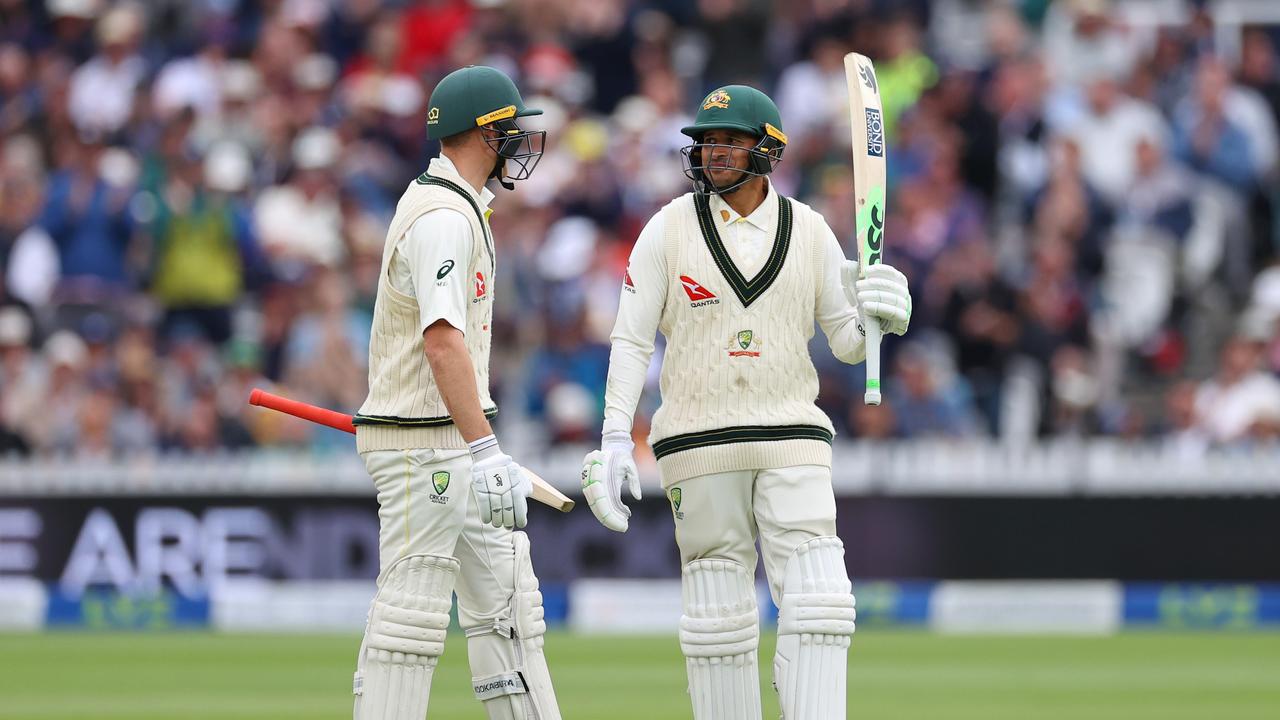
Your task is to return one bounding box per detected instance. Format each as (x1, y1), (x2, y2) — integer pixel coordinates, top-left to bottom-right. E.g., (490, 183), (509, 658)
(864, 319), (883, 405)
(248, 388), (576, 512)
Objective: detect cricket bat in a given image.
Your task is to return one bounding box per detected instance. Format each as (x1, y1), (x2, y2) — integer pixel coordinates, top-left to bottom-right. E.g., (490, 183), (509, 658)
(844, 52), (887, 405)
(248, 388), (576, 512)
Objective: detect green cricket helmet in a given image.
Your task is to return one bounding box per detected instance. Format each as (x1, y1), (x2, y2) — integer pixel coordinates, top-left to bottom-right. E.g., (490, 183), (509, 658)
(426, 65), (545, 188)
(680, 85), (788, 196)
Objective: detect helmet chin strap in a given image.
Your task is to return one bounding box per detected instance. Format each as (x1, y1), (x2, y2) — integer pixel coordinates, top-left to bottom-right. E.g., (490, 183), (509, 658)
(490, 156), (514, 190)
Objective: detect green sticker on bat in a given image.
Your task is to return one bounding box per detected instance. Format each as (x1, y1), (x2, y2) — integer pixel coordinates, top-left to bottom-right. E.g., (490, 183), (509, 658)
(856, 184), (886, 272)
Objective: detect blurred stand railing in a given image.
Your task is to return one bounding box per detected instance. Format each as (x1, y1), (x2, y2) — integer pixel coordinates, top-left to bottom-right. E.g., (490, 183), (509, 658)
(2, 440), (1279, 496)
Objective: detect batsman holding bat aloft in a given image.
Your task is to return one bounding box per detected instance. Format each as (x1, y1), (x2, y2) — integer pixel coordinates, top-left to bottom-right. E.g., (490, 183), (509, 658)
(581, 84), (911, 718)
(350, 65), (561, 720)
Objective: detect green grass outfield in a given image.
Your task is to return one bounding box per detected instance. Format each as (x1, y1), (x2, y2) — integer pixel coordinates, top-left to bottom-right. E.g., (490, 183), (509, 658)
(1, 630), (1277, 719)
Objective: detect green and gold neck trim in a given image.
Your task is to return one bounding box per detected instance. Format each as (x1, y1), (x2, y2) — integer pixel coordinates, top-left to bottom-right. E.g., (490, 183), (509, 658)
(694, 192), (792, 308)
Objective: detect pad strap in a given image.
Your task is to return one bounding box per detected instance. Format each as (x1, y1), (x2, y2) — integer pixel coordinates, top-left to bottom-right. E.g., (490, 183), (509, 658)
(473, 671), (529, 701)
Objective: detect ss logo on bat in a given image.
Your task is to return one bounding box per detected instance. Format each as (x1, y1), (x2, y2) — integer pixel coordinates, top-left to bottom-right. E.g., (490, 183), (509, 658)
(866, 204), (883, 266)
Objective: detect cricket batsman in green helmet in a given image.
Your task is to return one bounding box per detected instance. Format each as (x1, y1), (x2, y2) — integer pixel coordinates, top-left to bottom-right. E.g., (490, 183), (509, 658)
(351, 65), (561, 720)
(581, 85), (912, 718)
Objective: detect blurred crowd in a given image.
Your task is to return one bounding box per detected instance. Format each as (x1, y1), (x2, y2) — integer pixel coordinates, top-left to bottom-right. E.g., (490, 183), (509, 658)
(1, 0), (1279, 459)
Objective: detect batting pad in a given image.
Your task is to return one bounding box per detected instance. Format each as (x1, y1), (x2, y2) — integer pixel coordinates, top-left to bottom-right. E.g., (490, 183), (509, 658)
(679, 558), (763, 720)
(353, 553), (457, 720)
(465, 531), (561, 719)
(774, 536), (857, 720)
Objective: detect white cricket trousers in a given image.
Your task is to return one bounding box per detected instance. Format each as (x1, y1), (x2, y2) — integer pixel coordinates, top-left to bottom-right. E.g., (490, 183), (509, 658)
(362, 447), (518, 628)
(667, 464), (837, 602)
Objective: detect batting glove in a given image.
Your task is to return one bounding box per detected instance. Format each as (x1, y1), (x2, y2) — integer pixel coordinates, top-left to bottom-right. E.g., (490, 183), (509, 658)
(842, 260), (911, 336)
(469, 434), (532, 529)
(581, 430), (642, 533)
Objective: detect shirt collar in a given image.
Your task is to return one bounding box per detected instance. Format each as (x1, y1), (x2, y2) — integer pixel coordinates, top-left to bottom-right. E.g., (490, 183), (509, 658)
(708, 180), (777, 232)
(429, 154), (496, 210)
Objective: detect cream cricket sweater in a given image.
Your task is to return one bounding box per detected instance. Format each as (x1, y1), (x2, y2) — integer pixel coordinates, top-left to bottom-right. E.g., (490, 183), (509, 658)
(354, 163), (496, 452)
(604, 185), (867, 486)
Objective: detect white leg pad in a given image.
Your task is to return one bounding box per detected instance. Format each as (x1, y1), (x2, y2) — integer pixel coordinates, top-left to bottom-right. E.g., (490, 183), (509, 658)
(773, 537), (857, 720)
(466, 531), (561, 720)
(353, 553), (457, 720)
(680, 558), (762, 720)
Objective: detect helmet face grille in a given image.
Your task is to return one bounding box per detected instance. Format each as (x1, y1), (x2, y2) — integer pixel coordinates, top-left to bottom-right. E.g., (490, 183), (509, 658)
(483, 118), (545, 183)
(679, 134), (784, 196)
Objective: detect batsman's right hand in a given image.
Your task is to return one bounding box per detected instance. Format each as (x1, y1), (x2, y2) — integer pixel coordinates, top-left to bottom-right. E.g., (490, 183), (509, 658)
(581, 431), (641, 532)
(470, 435), (532, 529)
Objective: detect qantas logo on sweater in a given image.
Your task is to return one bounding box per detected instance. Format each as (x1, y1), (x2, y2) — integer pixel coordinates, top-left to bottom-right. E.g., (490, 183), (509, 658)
(473, 271), (487, 301)
(623, 268), (636, 294)
(680, 275), (720, 306)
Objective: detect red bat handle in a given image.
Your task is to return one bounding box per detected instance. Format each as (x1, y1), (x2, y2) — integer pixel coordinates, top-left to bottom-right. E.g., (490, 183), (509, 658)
(248, 388), (357, 434)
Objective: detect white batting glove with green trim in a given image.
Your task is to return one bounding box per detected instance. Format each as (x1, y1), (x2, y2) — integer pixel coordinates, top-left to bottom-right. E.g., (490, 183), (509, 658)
(842, 260), (911, 336)
(581, 431), (641, 533)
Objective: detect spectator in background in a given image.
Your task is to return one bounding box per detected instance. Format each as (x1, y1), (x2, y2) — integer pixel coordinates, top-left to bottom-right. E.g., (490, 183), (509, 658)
(63, 384), (118, 456)
(1067, 69), (1168, 206)
(524, 305), (611, 445)
(1239, 28), (1280, 129)
(776, 31), (852, 149)
(26, 329), (88, 452)
(194, 60), (265, 156)
(889, 129), (986, 288)
(877, 13), (939, 137)
(151, 28), (230, 122)
(38, 131), (136, 296)
(254, 126), (345, 276)
(850, 399), (897, 441)
(1028, 136), (1110, 289)
(148, 141), (258, 344)
(1043, 0), (1140, 90)
(888, 343), (977, 438)
(1194, 335), (1280, 444)
(0, 44), (38, 136)
(2, 136), (59, 308)
(166, 383), (254, 452)
(1121, 132), (1196, 241)
(398, 0), (473, 76)
(1015, 236), (1090, 377)
(1173, 57), (1260, 193)
(939, 240), (1020, 433)
(42, 0), (100, 63)
(1043, 344), (1100, 436)
(567, 0), (638, 114)
(282, 267), (369, 423)
(66, 2), (144, 136)
(696, 0), (768, 88)
(1161, 379), (1209, 458)
(0, 306), (41, 447)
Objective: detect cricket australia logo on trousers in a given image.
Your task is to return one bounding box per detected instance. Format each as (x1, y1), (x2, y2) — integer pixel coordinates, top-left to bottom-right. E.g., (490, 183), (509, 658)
(727, 329), (761, 357)
(670, 487), (683, 520)
(430, 471), (451, 504)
